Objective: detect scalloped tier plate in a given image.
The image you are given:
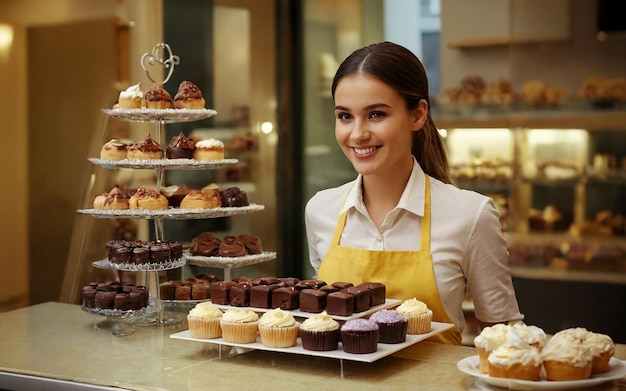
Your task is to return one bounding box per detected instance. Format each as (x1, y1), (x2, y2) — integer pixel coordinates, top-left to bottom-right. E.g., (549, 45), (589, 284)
(102, 108), (217, 123)
(170, 321), (454, 363)
(81, 304), (160, 318)
(88, 158), (238, 170)
(183, 251), (277, 268)
(92, 258), (185, 271)
(457, 355), (626, 390)
(77, 204), (264, 219)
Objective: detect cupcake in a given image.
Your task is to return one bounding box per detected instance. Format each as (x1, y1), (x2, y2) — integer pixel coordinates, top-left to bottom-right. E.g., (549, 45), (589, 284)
(369, 309), (408, 344)
(510, 322), (547, 351)
(187, 302), (223, 339)
(395, 298), (432, 335)
(487, 343), (542, 381)
(586, 331), (615, 373)
(541, 328), (594, 381)
(219, 309), (259, 344)
(299, 311), (340, 351)
(473, 323), (511, 374)
(258, 308), (299, 348)
(340, 318), (379, 354)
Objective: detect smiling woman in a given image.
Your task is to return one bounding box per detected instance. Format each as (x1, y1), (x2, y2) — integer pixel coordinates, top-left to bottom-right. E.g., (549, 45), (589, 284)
(304, 42), (524, 351)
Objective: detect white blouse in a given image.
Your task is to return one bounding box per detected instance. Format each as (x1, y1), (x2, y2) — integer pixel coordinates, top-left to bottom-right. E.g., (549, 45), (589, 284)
(305, 159), (523, 332)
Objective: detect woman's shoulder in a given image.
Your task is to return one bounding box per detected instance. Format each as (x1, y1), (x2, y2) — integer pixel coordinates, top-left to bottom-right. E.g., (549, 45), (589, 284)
(430, 176), (492, 207)
(305, 182), (354, 212)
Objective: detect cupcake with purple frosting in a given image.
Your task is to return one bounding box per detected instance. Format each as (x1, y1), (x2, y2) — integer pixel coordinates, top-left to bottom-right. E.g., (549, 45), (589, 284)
(340, 318), (379, 354)
(369, 309), (408, 344)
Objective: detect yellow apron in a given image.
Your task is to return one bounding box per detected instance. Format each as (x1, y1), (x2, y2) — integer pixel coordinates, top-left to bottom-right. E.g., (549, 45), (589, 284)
(317, 175), (462, 350)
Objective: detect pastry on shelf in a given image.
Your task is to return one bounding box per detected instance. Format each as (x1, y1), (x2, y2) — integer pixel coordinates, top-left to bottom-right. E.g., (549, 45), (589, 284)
(180, 188), (222, 209)
(127, 134), (163, 160)
(93, 185), (135, 210)
(193, 138), (225, 160)
(129, 186), (169, 210)
(115, 83), (143, 109)
(173, 80), (206, 109)
(142, 82), (174, 109)
(521, 80), (568, 107)
(166, 132), (196, 159)
(100, 138), (129, 160)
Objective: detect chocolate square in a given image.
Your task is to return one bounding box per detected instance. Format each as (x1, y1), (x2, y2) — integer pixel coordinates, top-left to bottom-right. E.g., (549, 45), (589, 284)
(299, 289), (327, 313)
(250, 284), (278, 308)
(209, 281), (236, 305)
(326, 292), (354, 317)
(342, 286), (371, 312)
(332, 281), (354, 290)
(191, 282), (209, 300)
(357, 282), (386, 306)
(229, 282), (252, 307)
(272, 287), (299, 310)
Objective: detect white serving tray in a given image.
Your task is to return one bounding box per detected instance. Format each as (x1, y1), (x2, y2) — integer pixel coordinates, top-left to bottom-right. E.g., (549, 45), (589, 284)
(457, 355), (626, 390)
(211, 298), (402, 321)
(170, 321), (454, 363)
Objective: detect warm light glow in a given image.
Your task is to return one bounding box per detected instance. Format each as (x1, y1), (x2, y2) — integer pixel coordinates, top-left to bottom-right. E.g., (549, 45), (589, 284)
(0, 24), (14, 52)
(260, 121), (273, 134)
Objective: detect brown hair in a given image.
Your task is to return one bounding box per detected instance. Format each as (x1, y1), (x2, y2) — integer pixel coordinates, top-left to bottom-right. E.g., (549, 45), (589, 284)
(331, 41), (451, 184)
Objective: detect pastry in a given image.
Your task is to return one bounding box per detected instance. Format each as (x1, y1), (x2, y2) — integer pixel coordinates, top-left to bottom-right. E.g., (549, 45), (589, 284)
(173, 80), (206, 109)
(229, 282), (252, 307)
(209, 281), (236, 305)
(473, 323), (511, 374)
(249, 284), (279, 309)
(369, 309), (408, 344)
(299, 289), (327, 313)
(258, 308), (299, 348)
(127, 134), (163, 160)
(236, 234), (262, 254)
(326, 291), (354, 317)
(586, 331), (615, 373)
(143, 83), (173, 109)
(299, 311), (340, 351)
(219, 309), (259, 344)
(193, 138), (225, 160)
(341, 286), (371, 312)
(116, 83), (143, 109)
(510, 322), (547, 351)
(541, 328), (594, 381)
(129, 186), (169, 210)
(487, 343), (542, 381)
(340, 318), (379, 354)
(160, 185), (190, 208)
(218, 235), (247, 257)
(189, 232), (221, 256)
(180, 189), (221, 209)
(187, 302), (223, 339)
(357, 282), (386, 306)
(93, 185), (132, 210)
(220, 186), (249, 207)
(100, 139), (128, 160)
(394, 298), (432, 335)
(271, 286), (299, 310)
(166, 132), (195, 159)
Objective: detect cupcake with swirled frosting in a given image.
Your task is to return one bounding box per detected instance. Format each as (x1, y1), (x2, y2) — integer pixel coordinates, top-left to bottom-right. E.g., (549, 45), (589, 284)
(220, 308), (259, 344)
(299, 311), (340, 351)
(187, 302), (223, 339)
(395, 298), (432, 335)
(258, 308), (299, 348)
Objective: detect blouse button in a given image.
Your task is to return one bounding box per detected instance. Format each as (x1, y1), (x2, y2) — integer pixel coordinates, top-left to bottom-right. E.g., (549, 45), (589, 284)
(376, 235), (383, 242)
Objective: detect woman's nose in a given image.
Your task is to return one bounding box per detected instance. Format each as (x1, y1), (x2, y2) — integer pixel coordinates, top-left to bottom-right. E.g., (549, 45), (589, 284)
(350, 119), (369, 141)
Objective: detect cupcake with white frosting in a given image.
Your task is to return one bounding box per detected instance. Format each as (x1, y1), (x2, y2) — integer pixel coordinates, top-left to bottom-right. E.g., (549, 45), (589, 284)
(187, 302), (223, 339)
(541, 327), (594, 381)
(299, 311), (340, 351)
(395, 298), (432, 335)
(220, 308), (259, 344)
(258, 308), (299, 348)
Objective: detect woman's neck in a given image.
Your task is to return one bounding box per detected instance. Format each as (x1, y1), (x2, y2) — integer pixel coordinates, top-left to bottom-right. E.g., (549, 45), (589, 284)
(361, 157), (413, 228)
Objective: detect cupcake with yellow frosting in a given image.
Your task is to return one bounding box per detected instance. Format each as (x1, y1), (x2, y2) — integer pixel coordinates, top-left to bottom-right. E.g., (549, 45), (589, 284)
(220, 308), (259, 344)
(187, 302), (223, 339)
(299, 311), (340, 351)
(258, 308), (300, 348)
(395, 298), (432, 335)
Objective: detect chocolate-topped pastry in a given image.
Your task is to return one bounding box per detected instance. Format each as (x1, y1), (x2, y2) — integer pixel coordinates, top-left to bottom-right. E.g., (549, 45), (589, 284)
(230, 282), (252, 307)
(143, 82), (174, 109)
(166, 132), (196, 159)
(278, 277), (300, 287)
(294, 280), (318, 291)
(195, 273), (222, 284)
(94, 291), (116, 309)
(319, 285), (340, 294)
(110, 245), (131, 264)
(299, 289), (328, 313)
(220, 187), (249, 207)
(132, 247), (151, 264)
(218, 235), (247, 257)
(250, 284), (279, 308)
(169, 241), (183, 259)
(174, 80), (206, 109)
(82, 287), (97, 308)
(175, 285), (191, 300)
(209, 281), (236, 305)
(191, 282), (209, 300)
(272, 287), (299, 310)
(159, 281), (180, 300)
(150, 242), (170, 263)
(252, 277), (280, 286)
(237, 234), (262, 254)
(189, 232), (221, 256)
(114, 293), (131, 310)
(332, 281), (354, 290)
(100, 138), (128, 160)
(127, 134), (163, 160)
(326, 292), (354, 317)
(342, 286), (371, 312)
(160, 185), (190, 207)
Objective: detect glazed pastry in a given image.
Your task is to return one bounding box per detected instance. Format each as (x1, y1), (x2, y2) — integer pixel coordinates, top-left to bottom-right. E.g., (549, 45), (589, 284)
(180, 189), (221, 209)
(129, 186), (169, 210)
(127, 134), (163, 160)
(116, 83), (143, 109)
(218, 235), (247, 257)
(143, 83), (174, 109)
(166, 132), (195, 159)
(174, 80), (206, 109)
(237, 234), (262, 254)
(193, 139), (225, 160)
(160, 185), (190, 208)
(100, 139), (128, 160)
(220, 187), (249, 207)
(93, 185), (132, 210)
(189, 232), (221, 256)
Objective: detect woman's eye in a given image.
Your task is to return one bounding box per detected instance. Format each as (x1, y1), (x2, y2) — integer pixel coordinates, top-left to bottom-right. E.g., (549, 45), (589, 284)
(336, 112), (352, 120)
(370, 111), (386, 119)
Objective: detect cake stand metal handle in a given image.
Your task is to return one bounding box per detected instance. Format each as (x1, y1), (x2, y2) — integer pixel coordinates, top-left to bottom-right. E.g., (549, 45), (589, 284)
(140, 42), (180, 85)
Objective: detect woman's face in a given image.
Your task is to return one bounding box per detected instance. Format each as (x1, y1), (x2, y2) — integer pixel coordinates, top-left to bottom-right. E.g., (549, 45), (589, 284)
(334, 73), (426, 177)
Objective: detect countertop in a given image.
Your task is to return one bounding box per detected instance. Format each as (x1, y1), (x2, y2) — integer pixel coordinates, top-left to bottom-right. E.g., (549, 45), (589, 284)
(0, 302), (625, 391)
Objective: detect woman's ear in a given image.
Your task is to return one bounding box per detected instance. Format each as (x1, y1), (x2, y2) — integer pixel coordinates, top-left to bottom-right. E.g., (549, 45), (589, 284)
(411, 99), (429, 131)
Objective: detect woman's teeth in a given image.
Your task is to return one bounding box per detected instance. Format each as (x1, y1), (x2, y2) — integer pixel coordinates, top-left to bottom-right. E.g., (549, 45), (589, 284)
(354, 146), (377, 154)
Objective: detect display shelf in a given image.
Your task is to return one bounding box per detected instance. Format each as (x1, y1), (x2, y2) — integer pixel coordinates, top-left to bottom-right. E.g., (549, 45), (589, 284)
(77, 204), (265, 219)
(92, 258), (186, 272)
(183, 251), (277, 280)
(88, 158), (239, 170)
(102, 108), (217, 123)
